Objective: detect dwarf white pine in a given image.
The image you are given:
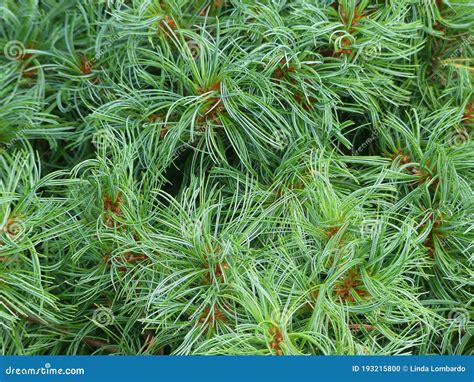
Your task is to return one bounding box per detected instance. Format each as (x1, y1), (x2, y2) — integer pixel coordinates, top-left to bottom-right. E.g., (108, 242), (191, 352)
(0, 0), (472, 355)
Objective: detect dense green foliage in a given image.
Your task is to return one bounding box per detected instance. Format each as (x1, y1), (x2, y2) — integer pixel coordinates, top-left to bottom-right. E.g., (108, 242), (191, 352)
(0, 0), (472, 355)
